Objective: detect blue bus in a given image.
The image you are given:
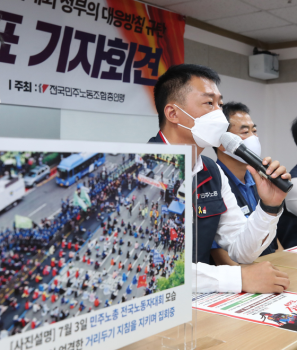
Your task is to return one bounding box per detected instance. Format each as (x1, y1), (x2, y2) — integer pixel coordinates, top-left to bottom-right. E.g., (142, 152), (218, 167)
(56, 153), (105, 187)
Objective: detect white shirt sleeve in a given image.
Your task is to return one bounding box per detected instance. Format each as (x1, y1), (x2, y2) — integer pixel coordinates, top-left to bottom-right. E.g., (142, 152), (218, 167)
(285, 178), (297, 216)
(215, 164), (281, 264)
(192, 262), (242, 293)
(192, 163), (281, 293)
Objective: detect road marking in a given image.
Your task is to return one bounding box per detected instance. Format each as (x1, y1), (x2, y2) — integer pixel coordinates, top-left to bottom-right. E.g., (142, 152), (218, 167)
(132, 256), (140, 268)
(174, 170), (180, 179)
(128, 248), (135, 257)
(28, 203), (47, 217)
(48, 199), (73, 219)
(107, 255), (120, 272)
(37, 173), (57, 187)
(169, 167), (175, 175)
(90, 225), (125, 268)
(163, 164), (172, 175)
(136, 260), (147, 278)
(132, 239), (149, 268)
(23, 322), (31, 332)
(132, 202), (140, 212)
(48, 208), (62, 220)
(156, 164), (164, 174)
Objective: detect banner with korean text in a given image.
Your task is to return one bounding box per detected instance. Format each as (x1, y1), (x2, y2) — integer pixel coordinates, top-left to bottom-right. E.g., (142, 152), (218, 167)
(0, 0), (185, 115)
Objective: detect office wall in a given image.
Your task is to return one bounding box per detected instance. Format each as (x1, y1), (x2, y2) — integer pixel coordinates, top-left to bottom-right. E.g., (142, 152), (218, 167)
(265, 83), (297, 171)
(60, 110), (159, 143)
(0, 104), (60, 139)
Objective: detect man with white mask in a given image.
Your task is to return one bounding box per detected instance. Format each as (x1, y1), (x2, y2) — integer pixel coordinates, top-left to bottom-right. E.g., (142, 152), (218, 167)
(211, 102), (281, 266)
(149, 64), (291, 294)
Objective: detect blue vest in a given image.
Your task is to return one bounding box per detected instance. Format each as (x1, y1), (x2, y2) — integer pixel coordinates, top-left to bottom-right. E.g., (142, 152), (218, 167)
(277, 164), (297, 249)
(219, 166), (276, 255)
(291, 165), (297, 178)
(194, 156), (227, 263)
(148, 132), (226, 264)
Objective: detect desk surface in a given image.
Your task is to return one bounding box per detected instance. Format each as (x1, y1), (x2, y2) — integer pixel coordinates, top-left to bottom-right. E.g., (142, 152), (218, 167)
(119, 251), (297, 350)
(255, 250), (297, 270)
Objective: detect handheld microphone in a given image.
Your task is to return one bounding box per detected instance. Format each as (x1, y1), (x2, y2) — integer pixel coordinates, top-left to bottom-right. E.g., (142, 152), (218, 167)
(220, 132), (293, 193)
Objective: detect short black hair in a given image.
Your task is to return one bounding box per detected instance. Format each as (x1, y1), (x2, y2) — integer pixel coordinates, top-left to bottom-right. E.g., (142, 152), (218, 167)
(154, 64), (220, 128)
(213, 101), (250, 154)
(291, 117), (297, 146)
(222, 102), (250, 123)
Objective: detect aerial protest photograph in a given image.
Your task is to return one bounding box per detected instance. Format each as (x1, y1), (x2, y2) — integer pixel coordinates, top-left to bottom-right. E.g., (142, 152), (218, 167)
(0, 149), (186, 337)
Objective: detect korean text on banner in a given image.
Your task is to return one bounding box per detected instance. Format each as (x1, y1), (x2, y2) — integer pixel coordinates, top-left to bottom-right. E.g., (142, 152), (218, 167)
(138, 173), (167, 189)
(0, 0), (185, 115)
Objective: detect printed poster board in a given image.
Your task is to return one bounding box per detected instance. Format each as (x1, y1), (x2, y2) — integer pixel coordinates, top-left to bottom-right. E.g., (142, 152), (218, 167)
(285, 246), (297, 253)
(193, 290), (297, 332)
(0, 138), (192, 350)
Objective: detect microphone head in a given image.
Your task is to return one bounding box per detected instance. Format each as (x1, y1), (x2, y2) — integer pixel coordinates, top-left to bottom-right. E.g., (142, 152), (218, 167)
(220, 132), (243, 154)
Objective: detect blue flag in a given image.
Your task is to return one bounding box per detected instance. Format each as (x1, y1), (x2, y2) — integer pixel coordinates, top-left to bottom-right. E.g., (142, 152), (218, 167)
(161, 205), (169, 215)
(152, 249), (163, 264)
(15, 154), (22, 169)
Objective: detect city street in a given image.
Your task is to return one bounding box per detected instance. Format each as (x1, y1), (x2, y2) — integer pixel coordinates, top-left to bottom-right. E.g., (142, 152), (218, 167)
(0, 154), (123, 229)
(0, 153), (184, 334)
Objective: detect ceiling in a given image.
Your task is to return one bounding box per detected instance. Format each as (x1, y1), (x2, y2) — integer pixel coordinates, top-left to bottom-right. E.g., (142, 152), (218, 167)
(144, 0), (297, 46)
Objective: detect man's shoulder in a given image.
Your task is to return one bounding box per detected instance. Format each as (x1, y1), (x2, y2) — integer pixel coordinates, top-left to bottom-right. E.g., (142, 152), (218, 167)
(148, 136), (157, 143)
(148, 132), (163, 144)
(201, 155), (219, 170)
(199, 155), (222, 184)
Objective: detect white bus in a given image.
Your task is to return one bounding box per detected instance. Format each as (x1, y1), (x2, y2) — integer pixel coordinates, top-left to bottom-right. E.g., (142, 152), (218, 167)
(0, 176), (25, 212)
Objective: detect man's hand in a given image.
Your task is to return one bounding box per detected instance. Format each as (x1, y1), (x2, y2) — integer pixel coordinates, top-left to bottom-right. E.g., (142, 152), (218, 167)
(247, 157), (291, 207)
(241, 261), (290, 294)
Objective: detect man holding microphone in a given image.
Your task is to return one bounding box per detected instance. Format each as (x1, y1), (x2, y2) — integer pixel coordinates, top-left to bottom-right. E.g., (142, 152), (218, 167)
(210, 101), (281, 266)
(149, 64), (291, 294)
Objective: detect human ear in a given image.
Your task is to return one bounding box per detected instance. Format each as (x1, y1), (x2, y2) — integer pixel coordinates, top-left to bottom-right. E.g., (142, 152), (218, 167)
(164, 104), (180, 125)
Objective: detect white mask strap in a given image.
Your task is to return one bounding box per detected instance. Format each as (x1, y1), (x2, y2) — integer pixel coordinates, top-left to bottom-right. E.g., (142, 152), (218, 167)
(174, 104), (195, 121)
(177, 123), (191, 131)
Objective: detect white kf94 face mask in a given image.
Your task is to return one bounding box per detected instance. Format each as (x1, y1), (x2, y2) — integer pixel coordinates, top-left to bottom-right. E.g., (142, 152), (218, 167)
(174, 104), (229, 148)
(223, 134), (262, 164)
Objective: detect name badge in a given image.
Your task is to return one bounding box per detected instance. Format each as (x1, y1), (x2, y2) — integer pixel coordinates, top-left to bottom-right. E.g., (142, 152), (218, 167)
(241, 205), (250, 215)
